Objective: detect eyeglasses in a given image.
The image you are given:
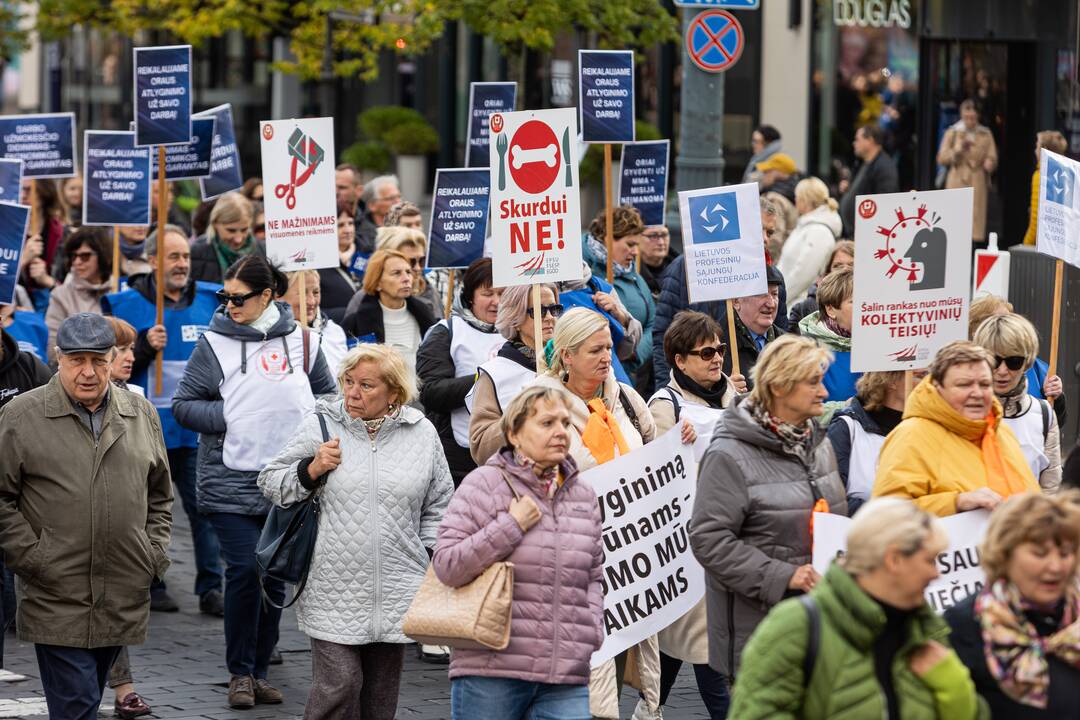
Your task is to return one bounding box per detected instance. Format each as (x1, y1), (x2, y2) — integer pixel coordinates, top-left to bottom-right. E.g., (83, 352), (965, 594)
(70, 251), (97, 262)
(526, 303), (564, 319)
(215, 289), (261, 307)
(994, 355), (1026, 371)
(408, 257), (425, 270)
(643, 231), (669, 241)
(686, 344), (727, 361)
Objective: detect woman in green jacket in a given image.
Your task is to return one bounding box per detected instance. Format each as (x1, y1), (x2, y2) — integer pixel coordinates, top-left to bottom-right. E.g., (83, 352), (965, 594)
(730, 498), (989, 720)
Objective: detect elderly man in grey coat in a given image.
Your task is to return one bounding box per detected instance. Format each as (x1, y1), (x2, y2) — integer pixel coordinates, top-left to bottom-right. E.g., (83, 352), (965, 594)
(0, 313), (173, 720)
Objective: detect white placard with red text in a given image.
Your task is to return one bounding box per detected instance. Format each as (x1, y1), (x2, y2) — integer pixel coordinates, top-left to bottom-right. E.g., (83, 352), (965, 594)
(488, 108), (582, 287)
(852, 188), (972, 371)
(259, 117), (338, 272)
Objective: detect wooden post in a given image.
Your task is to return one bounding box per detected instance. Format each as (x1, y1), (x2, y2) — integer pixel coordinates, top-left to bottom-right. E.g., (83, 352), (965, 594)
(1049, 258), (1064, 379)
(444, 269), (456, 319)
(603, 143), (614, 284)
(28, 179), (38, 238)
(904, 369), (914, 397)
(531, 284), (545, 374)
(154, 146), (167, 395)
(725, 299), (741, 377)
(297, 271), (308, 328)
(110, 226), (121, 293)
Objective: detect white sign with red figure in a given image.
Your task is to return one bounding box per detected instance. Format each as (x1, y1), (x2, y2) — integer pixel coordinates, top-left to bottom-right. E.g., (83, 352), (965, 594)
(852, 188), (972, 371)
(489, 108), (582, 287)
(259, 117), (337, 272)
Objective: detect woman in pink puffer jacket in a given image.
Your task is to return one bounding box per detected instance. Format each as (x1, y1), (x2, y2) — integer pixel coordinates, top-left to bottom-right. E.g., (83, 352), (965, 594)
(433, 384), (605, 720)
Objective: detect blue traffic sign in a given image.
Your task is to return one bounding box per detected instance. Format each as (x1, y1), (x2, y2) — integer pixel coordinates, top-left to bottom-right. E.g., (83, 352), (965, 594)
(686, 9), (745, 74)
(673, 0), (757, 8)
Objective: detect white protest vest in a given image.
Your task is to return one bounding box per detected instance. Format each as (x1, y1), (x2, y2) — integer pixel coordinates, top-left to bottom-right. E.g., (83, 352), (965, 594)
(317, 317), (349, 382)
(1002, 400), (1050, 479)
(466, 355), (537, 424)
(205, 326), (315, 472)
(648, 386), (724, 461)
(837, 415), (887, 502)
(442, 317), (506, 447)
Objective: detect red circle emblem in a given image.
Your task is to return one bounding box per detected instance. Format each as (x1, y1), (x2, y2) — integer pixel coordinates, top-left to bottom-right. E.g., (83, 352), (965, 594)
(489, 113), (504, 134)
(262, 124), (274, 140)
(508, 120), (561, 195)
(858, 198), (877, 219)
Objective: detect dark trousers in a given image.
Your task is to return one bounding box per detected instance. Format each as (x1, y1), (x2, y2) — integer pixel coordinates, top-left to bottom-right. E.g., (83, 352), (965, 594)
(304, 639), (405, 720)
(108, 646), (133, 688)
(34, 644), (121, 720)
(658, 651), (730, 720)
(207, 512), (284, 679)
(162, 448), (223, 598)
(0, 559), (14, 667)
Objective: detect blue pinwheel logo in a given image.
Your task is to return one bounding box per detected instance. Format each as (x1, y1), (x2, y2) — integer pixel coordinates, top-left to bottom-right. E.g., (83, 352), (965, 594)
(688, 192), (741, 243)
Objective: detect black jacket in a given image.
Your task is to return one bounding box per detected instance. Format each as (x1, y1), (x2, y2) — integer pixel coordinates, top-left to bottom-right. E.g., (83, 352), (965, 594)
(341, 292), (438, 343)
(726, 312), (784, 389)
(946, 594), (1080, 720)
(0, 331), (52, 410)
(826, 398), (902, 516)
(317, 266), (359, 325)
(840, 151), (900, 237)
(787, 284), (819, 333)
(639, 249), (678, 298)
(189, 235), (266, 285)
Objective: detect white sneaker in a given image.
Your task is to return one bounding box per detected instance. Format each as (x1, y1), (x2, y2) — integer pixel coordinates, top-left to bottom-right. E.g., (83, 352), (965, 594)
(630, 698), (663, 720)
(0, 669), (27, 682)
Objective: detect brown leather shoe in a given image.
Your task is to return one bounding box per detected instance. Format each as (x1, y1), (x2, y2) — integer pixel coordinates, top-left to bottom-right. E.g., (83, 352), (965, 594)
(228, 675), (255, 709)
(253, 678), (284, 704)
(114, 692), (152, 719)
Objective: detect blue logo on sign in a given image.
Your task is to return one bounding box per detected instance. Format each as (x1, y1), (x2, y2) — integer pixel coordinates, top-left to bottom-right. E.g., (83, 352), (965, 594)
(1047, 157), (1075, 208)
(688, 192), (740, 243)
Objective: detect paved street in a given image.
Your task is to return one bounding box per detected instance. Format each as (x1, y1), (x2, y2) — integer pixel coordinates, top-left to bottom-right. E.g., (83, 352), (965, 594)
(0, 498), (714, 719)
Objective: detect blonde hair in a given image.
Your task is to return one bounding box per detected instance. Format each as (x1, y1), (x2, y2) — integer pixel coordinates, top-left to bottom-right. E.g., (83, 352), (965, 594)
(968, 294), (1013, 338)
(495, 283), (558, 341)
(841, 498), (949, 576)
(856, 370), (904, 412)
(376, 225), (427, 253)
(337, 343), (417, 406)
(545, 307), (610, 379)
(795, 177), (838, 212)
(972, 313), (1039, 371)
(361, 249), (410, 296)
(1036, 130), (1068, 156)
(208, 192), (254, 238)
(980, 491), (1080, 584)
(928, 340), (995, 385)
(285, 269), (319, 289)
(749, 334), (833, 409)
(501, 385), (574, 445)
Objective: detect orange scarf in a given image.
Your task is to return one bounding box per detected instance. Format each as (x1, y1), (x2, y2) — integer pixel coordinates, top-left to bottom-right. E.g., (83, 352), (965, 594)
(581, 398), (630, 465)
(981, 413), (1030, 498)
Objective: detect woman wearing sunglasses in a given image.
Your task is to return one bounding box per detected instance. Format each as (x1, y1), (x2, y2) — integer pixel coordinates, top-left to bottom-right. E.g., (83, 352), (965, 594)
(973, 314), (1062, 493)
(173, 255), (337, 708)
(45, 227), (113, 366)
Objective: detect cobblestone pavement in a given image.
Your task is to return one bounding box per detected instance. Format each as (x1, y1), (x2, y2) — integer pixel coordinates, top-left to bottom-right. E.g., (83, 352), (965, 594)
(0, 499), (714, 719)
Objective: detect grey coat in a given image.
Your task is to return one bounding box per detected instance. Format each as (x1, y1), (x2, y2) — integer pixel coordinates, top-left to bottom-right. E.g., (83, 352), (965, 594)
(172, 302), (338, 515)
(688, 395), (846, 678)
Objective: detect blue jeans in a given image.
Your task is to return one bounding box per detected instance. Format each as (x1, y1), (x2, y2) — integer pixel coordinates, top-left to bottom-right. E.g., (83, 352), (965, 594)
(451, 676), (590, 720)
(34, 644), (121, 720)
(165, 447), (223, 598)
(207, 512), (284, 678)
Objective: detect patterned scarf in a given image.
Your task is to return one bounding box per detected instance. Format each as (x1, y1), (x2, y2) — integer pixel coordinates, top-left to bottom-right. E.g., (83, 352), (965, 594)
(977, 578), (1080, 708)
(745, 397), (815, 462)
(821, 313), (851, 339)
(587, 234), (633, 274)
(512, 449), (563, 498)
(460, 307), (496, 334)
(999, 376), (1029, 418)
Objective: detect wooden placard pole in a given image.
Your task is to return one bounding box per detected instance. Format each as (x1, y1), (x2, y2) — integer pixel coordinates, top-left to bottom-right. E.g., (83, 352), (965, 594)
(154, 146), (167, 395)
(28, 179), (38, 238)
(110, 226), (121, 293)
(445, 269), (456, 319)
(297, 271), (308, 328)
(531, 284), (545, 374)
(725, 299), (741, 377)
(904, 369), (914, 397)
(603, 143), (614, 284)
(1049, 258), (1064, 379)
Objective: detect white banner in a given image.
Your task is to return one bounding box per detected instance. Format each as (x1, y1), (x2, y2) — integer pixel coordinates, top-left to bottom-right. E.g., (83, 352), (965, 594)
(583, 426), (705, 667)
(1037, 148), (1080, 268)
(488, 108), (582, 287)
(678, 182), (768, 304)
(259, 117), (338, 272)
(812, 509), (990, 614)
(851, 188), (972, 371)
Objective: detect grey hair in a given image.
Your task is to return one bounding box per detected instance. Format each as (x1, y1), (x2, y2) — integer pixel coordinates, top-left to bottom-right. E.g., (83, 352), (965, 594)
(362, 175), (400, 205)
(759, 194), (777, 217)
(146, 224), (190, 258)
(501, 384), (574, 446)
(495, 283), (558, 341)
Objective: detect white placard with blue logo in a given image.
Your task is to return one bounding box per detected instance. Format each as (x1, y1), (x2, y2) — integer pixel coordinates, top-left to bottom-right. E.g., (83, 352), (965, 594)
(82, 131), (152, 227)
(618, 140), (669, 227)
(195, 104), (244, 200)
(427, 168), (490, 270)
(578, 50), (635, 144)
(133, 45), (193, 148)
(0, 202), (30, 304)
(1037, 149), (1080, 268)
(466, 83), (517, 169)
(0, 112), (77, 178)
(0, 159), (23, 204)
(678, 182), (767, 303)
(130, 116), (215, 180)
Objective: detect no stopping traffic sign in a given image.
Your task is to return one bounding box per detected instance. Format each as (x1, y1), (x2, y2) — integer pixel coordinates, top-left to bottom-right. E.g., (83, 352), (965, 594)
(686, 9), (745, 73)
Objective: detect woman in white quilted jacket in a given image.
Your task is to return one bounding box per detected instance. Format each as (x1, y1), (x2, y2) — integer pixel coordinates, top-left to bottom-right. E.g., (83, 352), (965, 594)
(776, 177), (842, 304)
(258, 343), (453, 720)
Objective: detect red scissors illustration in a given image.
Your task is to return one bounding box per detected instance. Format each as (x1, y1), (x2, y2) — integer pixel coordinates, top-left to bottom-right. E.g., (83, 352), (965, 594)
(274, 129), (325, 210)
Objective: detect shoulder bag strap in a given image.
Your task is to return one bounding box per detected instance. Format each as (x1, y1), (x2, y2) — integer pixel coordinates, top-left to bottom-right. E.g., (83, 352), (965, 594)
(498, 469), (522, 502)
(1041, 399), (1051, 442)
(317, 411), (330, 443)
(664, 386), (681, 423)
(617, 386), (643, 436)
(798, 594), (820, 686)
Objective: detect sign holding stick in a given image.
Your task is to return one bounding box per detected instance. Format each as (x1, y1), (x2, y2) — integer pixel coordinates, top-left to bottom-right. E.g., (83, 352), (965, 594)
(618, 140), (669, 227)
(155, 146), (167, 394)
(465, 82), (516, 169)
(1035, 148), (1080, 377)
(82, 131), (152, 227)
(133, 45), (193, 148)
(604, 144), (614, 283)
(196, 104), (244, 200)
(111, 227), (121, 293)
(531, 284), (545, 373)
(0, 112), (77, 178)
(0, 158), (24, 204)
(0, 202), (30, 304)
(426, 167), (490, 270)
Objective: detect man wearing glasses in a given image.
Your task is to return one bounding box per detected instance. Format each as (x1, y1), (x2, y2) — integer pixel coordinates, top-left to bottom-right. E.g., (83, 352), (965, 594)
(638, 225), (677, 299)
(356, 175), (403, 252)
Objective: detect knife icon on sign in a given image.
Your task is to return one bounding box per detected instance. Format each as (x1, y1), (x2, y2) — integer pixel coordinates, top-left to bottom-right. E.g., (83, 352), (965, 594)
(562, 127), (572, 188)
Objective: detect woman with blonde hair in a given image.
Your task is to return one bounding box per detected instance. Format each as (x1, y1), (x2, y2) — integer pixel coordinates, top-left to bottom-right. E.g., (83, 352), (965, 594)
(282, 269), (349, 380)
(374, 225), (440, 317)
(190, 192), (261, 284)
(777, 177), (842, 303)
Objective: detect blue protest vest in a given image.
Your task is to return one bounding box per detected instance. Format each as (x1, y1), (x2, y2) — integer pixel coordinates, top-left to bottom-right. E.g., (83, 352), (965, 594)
(5, 311), (48, 362)
(103, 281), (221, 449)
(559, 276), (632, 385)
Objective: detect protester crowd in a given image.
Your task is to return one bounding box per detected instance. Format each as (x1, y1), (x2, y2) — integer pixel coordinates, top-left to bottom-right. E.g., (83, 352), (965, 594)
(2, 120), (1080, 720)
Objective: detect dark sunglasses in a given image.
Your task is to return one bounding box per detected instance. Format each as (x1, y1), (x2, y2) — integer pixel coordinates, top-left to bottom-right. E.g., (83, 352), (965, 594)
(215, 289), (262, 307)
(70, 250), (97, 262)
(686, 344), (727, 361)
(526, 303), (564, 319)
(994, 355), (1026, 371)
(408, 257), (425, 270)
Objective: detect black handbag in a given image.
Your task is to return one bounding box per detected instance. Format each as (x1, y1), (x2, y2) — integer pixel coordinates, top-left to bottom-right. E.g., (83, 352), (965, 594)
(255, 411), (329, 609)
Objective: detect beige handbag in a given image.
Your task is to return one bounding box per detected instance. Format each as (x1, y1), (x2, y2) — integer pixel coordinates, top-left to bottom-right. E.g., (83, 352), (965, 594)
(403, 472), (521, 651)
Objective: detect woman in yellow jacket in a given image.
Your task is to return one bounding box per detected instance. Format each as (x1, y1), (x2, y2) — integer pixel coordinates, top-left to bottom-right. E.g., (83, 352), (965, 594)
(873, 341), (1038, 516)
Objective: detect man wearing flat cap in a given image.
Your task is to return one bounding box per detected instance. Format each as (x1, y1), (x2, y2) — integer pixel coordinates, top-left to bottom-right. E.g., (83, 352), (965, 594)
(0, 313), (173, 719)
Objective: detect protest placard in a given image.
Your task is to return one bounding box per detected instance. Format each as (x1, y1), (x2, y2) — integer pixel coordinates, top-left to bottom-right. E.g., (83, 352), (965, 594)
(0, 201), (30, 304)
(618, 140), (669, 227)
(852, 188), (972, 371)
(0, 113), (76, 178)
(488, 108), (582, 287)
(1037, 148), (1080, 267)
(465, 82), (516, 169)
(578, 50), (635, 144)
(582, 426), (705, 667)
(427, 168), (490, 270)
(133, 45), (193, 147)
(813, 509), (990, 614)
(82, 131), (151, 227)
(130, 116), (215, 180)
(260, 117), (337, 272)
(0, 159), (22, 204)
(196, 104), (244, 200)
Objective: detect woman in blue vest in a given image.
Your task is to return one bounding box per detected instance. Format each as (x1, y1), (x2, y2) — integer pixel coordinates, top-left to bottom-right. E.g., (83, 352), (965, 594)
(173, 255), (336, 708)
(798, 267), (860, 403)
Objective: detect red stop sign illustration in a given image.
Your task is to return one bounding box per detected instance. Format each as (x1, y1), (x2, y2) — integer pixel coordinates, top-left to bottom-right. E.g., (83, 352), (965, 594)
(508, 120), (561, 195)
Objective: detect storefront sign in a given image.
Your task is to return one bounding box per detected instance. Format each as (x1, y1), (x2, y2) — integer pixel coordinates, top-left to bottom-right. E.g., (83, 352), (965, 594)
(833, 0), (912, 29)
(0, 159), (22, 204)
(427, 168), (490, 269)
(196, 104), (244, 201)
(82, 131), (152, 227)
(1037, 149), (1080, 268)
(578, 50), (635, 144)
(618, 140), (669, 227)
(133, 45), (193, 147)
(0, 112), (77, 178)
(0, 202), (30, 304)
(466, 82), (516, 169)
